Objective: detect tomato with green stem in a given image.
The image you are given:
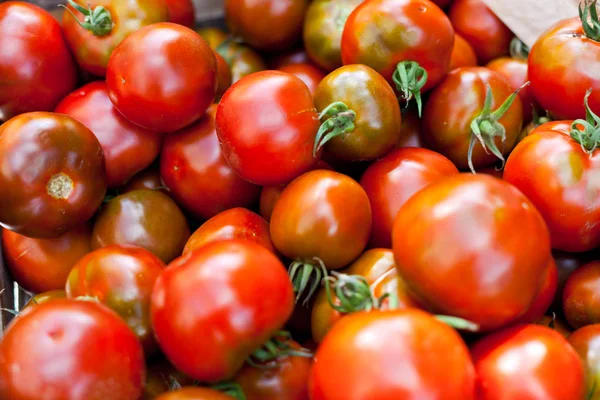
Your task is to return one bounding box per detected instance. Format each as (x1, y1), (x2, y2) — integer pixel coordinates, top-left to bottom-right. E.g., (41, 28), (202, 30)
(278, 63), (325, 94)
(165, 0), (195, 28)
(568, 324), (600, 400)
(450, 33), (478, 70)
(563, 261), (600, 329)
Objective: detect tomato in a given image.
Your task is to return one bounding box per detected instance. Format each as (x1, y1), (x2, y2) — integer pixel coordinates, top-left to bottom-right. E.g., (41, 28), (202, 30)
(214, 51), (232, 101)
(0, 299), (145, 400)
(313, 64), (402, 161)
(278, 63), (325, 94)
(270, 49), (310, 69)
(91, 189), (190, 263)
(303, 0), (363, 71)
(431, 0), (452, 7)
(224, 0), (308, 50)
(23, 290), (66, 309)
(568, 324), (600, 400)
(392, 174), (551, 332)
(449, 33), (478, 70)
(449, 0), (512, 64)
(61, 0), (169, 76)
(553, 250), (599, 311)
(530, 120), (573, 136)
(487, 57), (534, 123)
(309, 309), (476, 399)
(514, 258), (558, 324)
(471, 324), (586, 400)
(166, 0), (195, 28)
(216, 71), (320, 186)
(360, 147), (458, 248)
(2, 224), (91, 293)
(371, 268), (422, 310)
(0, 112), (106, 238)
(123, 167), (169, 195)
(0, 2), (77, 121)
(536, 315), (572, 338)
(196, 27), (227, 49)
(156, 388), (233, 400)
(107, 23), (217, 133)
(161, 105), (260, 220)
(563, 261), (600, 329)
(395, 107), (424, 148)
(216, 41), (267, 84)
(55, 81), (161, 188)
(422, 67), (524, 171)
(142, 357), (193, 399)
(151, 240), (294, 382)
(183, 208), (275, 255)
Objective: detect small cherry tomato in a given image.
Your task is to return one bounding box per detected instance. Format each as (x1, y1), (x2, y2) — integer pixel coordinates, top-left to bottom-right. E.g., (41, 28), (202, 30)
(165, 0), (195, 28)
(563, 261), (600, 329)
(156, 388), (233, 400)
(278, 63), (325, 94)
(553, 250), (598, 311)
(449, 33), (478, 70)
(214, 52), (233, 101)
(23, 290), (66, 309)
(216, 41), (267, 84)
(568, 324), (600, 400)
(514, 258), (558, 324)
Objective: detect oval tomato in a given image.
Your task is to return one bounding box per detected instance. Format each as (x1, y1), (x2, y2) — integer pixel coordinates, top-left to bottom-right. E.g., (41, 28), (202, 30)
(449, 33), (478, 70)
(568, 324), (600, 400)
(165, 0), (195, 28)
(278, 63), (325, 94)
(563, 261), (600, 329)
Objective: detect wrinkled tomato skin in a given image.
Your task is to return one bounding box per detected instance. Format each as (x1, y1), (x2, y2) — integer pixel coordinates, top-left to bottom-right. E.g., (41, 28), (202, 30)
(563, 261), (600, 329)
(529, 18), (600, 120)
(151, 240), (294, 383)
(216, 42), (267, 84)
(156, 388), (232, 400)
(0, 2), (77, 121)
(107, 23), (217, 133)
(62, 0), (169, 77)
(165, 0), (195, 28)
(66, 244), (166, 354)
(392, 174), (551, 332)
(161, 105), (260, 220)
(309, 309), (476, 399)
(270, 170), (372, 270)
(2, 224), (92, 293)
(278, 63), (325, 94)
(122, 167), (169, 195)
(0, 300), (145, 400)
(471, 324), (586, 400)
(360, 147), (459, 249)
(486, 57), (534, 122)
(341, 0), (454, 92)
(449, 33), (478, 70)
(568, 324), (600, 400)
(23, 290), (66, 309)
(514, 258), (558, 324)
(504, 130), (600, 252)
(183, 208), (275, 255)
(214, 52), (233, 101)
(91, 189), (190, 263)
(422, 67), (523, 170)
(0, 112), (107, 238)
(216, 71), (320, 186)
(55, 81), (162, 188)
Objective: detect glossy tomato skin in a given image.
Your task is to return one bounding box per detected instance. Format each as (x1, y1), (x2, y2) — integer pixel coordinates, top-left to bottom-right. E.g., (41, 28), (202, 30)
(341, 0), (454, 92)
(563, 261), (600, 329)
(471, 324), (586, 400)
(278, 63), (325, 94)
(122, 167), (169, 195)
(0, 112), (106, 238)
(270, 170), (372, 270)
(107, 23), (217, 133)
(216, 41), (267, 84)
(360, 147), (459, 248)
(214, 52), (233, 101)
(449, 33), (478, 70)
(216, 71), (320, 186)
(568, 324), (600, 400)
(156, 388), (232, 400)
(0, 299), (145, 400)
(396, 107), (424, 148)
(0, 2), (77, 121)
(91, 189), (190, 263)
(56, 81), (162, 188)
(151, 240), (295, 382)
(309, 309), (476, 399)
(487, 57), (534, 122)
(504, 130), (600, 252)
(62, 0), (169, 76)
(2, 224), (91, 293)
(166, 0), (195, 28)
(530, 120), (573, 136)
(422, 67), (523, 170)
(514, 258), (558, 324)
(392, 174), (551, 331)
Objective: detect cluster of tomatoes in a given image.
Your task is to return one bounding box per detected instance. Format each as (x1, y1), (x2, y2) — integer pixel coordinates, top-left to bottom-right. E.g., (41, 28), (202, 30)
(0, 0), (600, 398)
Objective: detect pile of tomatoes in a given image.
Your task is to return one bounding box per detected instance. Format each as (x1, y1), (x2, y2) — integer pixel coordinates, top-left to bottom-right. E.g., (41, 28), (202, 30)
(1, 0), (600, 398)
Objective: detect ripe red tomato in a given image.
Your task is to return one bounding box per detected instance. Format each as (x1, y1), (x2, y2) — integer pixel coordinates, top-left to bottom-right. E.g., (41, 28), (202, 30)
(278, 63), (325, 94)
(215, 41), (267, 84)
(156, 388), (233, 400)
(216, 71), (320, 186)
(449, 33), (478, 70)
(309, 309), (476, 399)
(55, 81), (161, 188)
(165, 0), (195, 28)
(471, 324), (586, 399)
(107, 22), (217, 133)
(568, 324), (600, 400)
(487, 56), (534, 122)
(151, 240), (294, 382)
(0, 299), (145, 400)
(529, 120), (573, 136)
(2, 224), (91, 293)
(563, 261), (600, 329)
(514, 258), (558, 324)
(0, 112), (106, 238)
(395, 107), (424, 148)
(269, 49), (310, 69)
(122, 167), (169, 195)
(196, 27), (227, 49)
(23, 290), (66, 310)
(214, 51), (233, 101)
(393, 174), (551, 331)
(0, 2), (77, 121)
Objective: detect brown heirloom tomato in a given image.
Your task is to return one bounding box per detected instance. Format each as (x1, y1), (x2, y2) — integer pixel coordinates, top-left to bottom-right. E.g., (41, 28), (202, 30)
(216, 41), (267, 84)
(449, 33), (478, 70)
(156, 388), (232, 400)
(0, 112), (106, 238)
(278, 63), (325, 94)
(568, 324), (600, 400)
(563, 261), (600, 329)
(165, 0), (195, 28)
(56, 81), (162, 188)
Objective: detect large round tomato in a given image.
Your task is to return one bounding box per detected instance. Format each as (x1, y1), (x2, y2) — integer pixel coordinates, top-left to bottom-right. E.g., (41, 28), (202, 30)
(0, 112), (106, 238)
(216, 71), (320, 186)
(156, 388), (232, 400)
(0, 2), (77, 121)
(393, 174), (551, 332)
(107, 22), (217, 133)
(568, 324), (600, 400)
(151, 240), (294, 382)
(487, 56), (534, 122)
(309, 309), (476, 399)
(166, 0), (195, 28)
(0, 299), (145, 400)
(449, 33), (478, 70)
(563, 261), (600, 329)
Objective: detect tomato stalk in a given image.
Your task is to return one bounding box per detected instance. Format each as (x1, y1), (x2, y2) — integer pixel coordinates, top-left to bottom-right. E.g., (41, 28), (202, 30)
(324, 272), (389, 313)
(434, 315), (480, 332)
(393, 61), (428, 117)
(288, 257), (328, 305)
(247, 332), (313, 369)
(60, 0), (114, 37)
(210, 382), (247, 400)
(580, 0), (600, 42)
(313, 101), (357, 156)
(509, 37), (530, 60)
(571, 89), (600, 153)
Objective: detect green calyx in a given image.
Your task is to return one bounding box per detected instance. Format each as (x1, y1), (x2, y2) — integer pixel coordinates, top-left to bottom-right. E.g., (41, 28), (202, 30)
(289, 258), (328, 305)
(313, 102), (357, 157)
(571, 89), (600, 153)
(468, 82), (529, 173)
(393, 61), (428, 117)
(580, 0), (600, 41)
(435, 315), (480, 332)
(210, 382), (247, 400)
(247, 331), (313, 370)
(509, 37), (530, 60)
(60, 0), (114, 37)
(324, 272), (389, 314)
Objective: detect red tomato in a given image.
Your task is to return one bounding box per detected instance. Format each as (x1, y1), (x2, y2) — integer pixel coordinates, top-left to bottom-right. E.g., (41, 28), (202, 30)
(393, 174), (551, 331)
(0, 2), (77, 121)
(471, 324), (586, 400)
(23, 290), (66, 309)
(151, 240), (294, 382)
(309, 309), (476, 399)
(107, 23), (217, 133)
(449, 33), (478, 70)
(395, 107), (424, 148)
(278, 63), (325, 94)
(514, 258), (558, 324)
(269, 49), (310, 69)
(156, 388), (232, 400)
(160, 105), (260, 220)
(122, 167), (169, 195)
(55, 81), (161, 188)
(360, 147), (459, 248)
(2, 224), (91, 293)
(216, 41), (267, 84)
(487, 57), (534, 122)
(563, 261), (600, 329)
(165, 0), (195, 28)
(568, 324), (600, 400)
(216, 71), (320, 186)
(0, 299), (145, 400)
(0, 112), (106, 238)
(214, 51), (232, 101)
(530, 120), (573, 136)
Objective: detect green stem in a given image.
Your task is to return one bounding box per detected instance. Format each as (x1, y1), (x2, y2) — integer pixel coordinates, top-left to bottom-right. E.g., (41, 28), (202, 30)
(580, 0), (600, 41)
(246, 332), (313, 370)
(313, 102), (357, 157)
(60, 0), (114, 37)
(571, 89), (600, 153)
(435, 315), (480, 332)
(288, 258), (328, 305)
(393, 61), (428, 117)
(324, 272), (374, 313)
